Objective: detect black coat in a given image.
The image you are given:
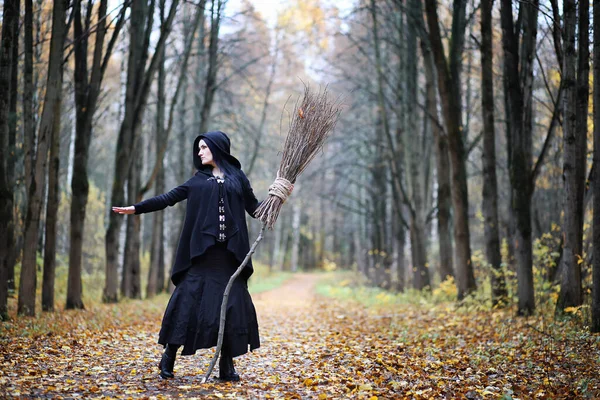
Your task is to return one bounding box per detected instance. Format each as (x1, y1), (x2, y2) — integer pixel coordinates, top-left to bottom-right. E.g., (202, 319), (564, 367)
(134, 135), (260, 285)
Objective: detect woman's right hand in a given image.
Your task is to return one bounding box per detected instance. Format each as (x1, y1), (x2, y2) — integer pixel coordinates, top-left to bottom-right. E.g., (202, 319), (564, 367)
(112, 205), (136, 215)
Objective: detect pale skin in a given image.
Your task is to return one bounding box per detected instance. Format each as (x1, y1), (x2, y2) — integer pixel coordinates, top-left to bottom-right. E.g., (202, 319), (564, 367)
(112, 139), (221, 215)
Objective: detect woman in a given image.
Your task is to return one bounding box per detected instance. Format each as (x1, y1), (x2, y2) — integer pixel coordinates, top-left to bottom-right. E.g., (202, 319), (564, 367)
(112, 131), (269, 381)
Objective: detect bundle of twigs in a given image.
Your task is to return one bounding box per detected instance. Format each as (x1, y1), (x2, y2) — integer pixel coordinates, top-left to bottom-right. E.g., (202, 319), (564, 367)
(254, 84), (343, 229)
(201, 85), (342, 383)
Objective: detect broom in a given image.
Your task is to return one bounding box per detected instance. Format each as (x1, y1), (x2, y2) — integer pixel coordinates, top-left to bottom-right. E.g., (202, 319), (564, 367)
(201, 84), (342, 383)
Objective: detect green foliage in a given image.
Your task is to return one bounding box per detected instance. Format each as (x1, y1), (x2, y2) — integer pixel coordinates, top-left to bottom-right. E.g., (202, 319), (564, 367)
(248, 261), (293, 294)
(316, 271), (463, 308)
(57, 183), (107, 275)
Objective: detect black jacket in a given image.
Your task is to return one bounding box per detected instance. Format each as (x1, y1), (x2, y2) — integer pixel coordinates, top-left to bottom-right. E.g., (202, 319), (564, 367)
(134, 133), (260, 285)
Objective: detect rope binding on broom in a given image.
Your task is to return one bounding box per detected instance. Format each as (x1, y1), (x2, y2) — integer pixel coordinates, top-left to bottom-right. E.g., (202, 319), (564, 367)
(268, 173), (294, 203)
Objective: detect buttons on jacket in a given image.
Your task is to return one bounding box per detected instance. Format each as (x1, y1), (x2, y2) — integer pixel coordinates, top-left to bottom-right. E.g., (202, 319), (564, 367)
(217, 177), (227, 242)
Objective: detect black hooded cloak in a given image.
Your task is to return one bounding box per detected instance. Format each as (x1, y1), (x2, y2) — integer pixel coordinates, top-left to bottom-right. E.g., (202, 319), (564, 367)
(133, 131), (260, 285)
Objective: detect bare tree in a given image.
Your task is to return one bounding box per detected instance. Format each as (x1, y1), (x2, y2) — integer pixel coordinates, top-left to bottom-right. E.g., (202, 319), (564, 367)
(146, 0), (204, 297)
(500, 0), (539, 315)
(19, 0), (69, 316)
(420, 36), (454, 282)
(23, 0), (34, 199)
(104, 0), (179, 302)
(147, 0), (169, 299)
(41, 72), (61, 312)
(6, 0), (20, 296)
(556, 0), (588, 313)
(424, 0), (476, 299)
(67, 0), (128, 309)
(405, 0), (433, 290)
(369, 0), (396, 286)
(0, 0), (20, 320)
(480, 0), (506, 306)
(593, 0), (600, 334)
(198, 0), (223, 133)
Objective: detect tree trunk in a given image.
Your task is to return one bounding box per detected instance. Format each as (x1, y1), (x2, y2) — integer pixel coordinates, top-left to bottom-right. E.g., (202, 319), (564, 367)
(6, 0), (20, 296)
(198, 0), (222, 133)
(122, 141), (143, 299)
(290, 200), (301, 272)
(592, 0), (600, 334)
(500, 0), (538, 315)
(390, 209), (405, 292)
(169, 71), (188, 289)
(369, 0), (399, 287)
(420, 32), (453, 283)
(246, 32), (279, 177)
(42, 87), (62, 312)
(390, 3), (407, 291)
(23, 0), (34, 197)
(270, 216), (283, 271)
(410, 215), (429, 290)
(424, 0), (476, 299)
(480, 0), (506, 306)
(0, 0), (20, 320)
(143, 0), (202, 296)
(148, 1), (167, 298)
(19, 0), (34, 298)
(19, 0), (68, 316)
(105, 0), (146, 303)
(371, 119), (388, 286)
(404, 0), (430, 290)
(67, 0), (91, 310)
(15, 0), (34, 296)
(68, 0), (125, 310)
(557, 0), (587, 313)
(105, 0), (178, 303)
(194, 1), (206, 132)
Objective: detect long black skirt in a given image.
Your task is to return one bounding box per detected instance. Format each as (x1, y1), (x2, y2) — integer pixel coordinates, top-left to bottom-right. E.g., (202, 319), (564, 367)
(157, 242), (260, 357)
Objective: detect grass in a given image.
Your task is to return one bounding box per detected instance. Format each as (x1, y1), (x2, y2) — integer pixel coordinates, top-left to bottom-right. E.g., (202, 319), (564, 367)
(248, 262), (293, 294)
(315, 270), (600, 348)
(314, 270), (459, 309)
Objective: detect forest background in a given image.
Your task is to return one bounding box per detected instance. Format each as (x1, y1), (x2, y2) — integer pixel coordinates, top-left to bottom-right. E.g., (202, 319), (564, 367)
(0, 0), (599, 335)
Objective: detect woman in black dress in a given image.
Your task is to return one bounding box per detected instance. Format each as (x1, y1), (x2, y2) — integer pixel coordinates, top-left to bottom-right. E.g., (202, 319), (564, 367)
(112, 131), (266, 381)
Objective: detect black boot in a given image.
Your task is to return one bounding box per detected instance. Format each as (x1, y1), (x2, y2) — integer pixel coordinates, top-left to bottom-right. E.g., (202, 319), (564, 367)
(158, 344), (179, 379)
(218, 347), (240, 382)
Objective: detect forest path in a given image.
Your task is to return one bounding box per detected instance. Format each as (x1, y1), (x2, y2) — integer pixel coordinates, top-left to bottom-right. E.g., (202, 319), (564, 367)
(1, 273), (599, 398)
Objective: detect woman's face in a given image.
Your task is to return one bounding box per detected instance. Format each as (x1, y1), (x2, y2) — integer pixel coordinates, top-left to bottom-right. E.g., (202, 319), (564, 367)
(198, 139), (215, 167)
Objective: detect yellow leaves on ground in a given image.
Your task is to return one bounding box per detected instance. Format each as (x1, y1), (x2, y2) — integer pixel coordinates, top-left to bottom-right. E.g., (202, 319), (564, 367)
(1, 273), (599, 398)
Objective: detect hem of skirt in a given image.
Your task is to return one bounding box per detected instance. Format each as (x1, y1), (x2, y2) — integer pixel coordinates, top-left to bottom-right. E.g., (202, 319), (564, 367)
(162, 343), (260, 357)
(157, 336), (260, 357)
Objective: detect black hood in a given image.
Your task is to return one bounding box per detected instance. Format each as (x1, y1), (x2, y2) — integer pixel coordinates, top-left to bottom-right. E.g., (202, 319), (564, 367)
(193, 131), (242, 171)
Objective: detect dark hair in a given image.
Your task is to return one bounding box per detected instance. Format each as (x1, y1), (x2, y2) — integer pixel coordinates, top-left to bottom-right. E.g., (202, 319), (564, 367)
(204, 139), (245, 195)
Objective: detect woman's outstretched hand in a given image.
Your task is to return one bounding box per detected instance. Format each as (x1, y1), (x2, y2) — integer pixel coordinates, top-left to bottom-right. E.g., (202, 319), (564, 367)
(112, 206), (136, 215)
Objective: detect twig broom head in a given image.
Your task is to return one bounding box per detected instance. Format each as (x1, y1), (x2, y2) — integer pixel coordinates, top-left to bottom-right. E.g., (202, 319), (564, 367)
(254, 84), (342, 229)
